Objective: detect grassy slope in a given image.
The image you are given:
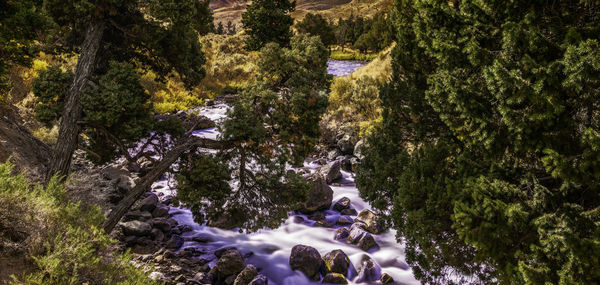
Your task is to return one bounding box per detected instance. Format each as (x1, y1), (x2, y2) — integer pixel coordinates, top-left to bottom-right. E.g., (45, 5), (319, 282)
(211, 0), (393, 27)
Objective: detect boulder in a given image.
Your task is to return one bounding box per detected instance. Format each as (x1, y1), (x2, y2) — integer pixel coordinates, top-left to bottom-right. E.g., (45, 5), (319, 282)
(347, 223), (368, 244)
(151, 228), (164, 242)
(336, 216), (353, 226)
(323, 250), (351, 276)
(320, 160), (342, 184)
(121, 220), (152, 237)
(337, 134), (354, 155)
(356, 257), (381, 283)
(152, 218), (172, 232)
(354, 209), (383, 234)
(213, 248), (246, 279)
(322, 273), (348, 284)
(353, 140), (366, 160)
(327, 149), (342, 161)
(340, 208), (357, 216)
(333, 197), (351, 212)
(152, 205), (170, 218)
(234, 265), (258, 285)
(334, 228), (350, 240)
(289, 245), (323, 280)
(124, 210), (153, 222)
(166, 235), (184, 249)
(248, 274), (268, 285)
(357, 233), (378, 251)
(139, 194), (158, 212)
(299, 174), (333, 213)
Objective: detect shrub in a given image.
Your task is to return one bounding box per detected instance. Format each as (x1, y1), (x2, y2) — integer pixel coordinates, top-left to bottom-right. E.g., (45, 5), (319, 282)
(0, 162), (157, 285)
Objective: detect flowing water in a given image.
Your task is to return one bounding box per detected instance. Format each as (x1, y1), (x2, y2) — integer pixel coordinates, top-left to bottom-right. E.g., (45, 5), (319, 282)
(148, 61), (419, 284)
(327, 60), (368, 77)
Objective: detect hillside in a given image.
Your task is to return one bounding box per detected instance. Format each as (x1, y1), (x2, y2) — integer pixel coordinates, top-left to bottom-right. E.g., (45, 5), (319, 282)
(211, 0), (393, 28)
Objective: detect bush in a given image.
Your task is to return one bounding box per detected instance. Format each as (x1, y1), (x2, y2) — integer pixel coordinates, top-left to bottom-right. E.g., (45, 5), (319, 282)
(0, 162), (157, 285)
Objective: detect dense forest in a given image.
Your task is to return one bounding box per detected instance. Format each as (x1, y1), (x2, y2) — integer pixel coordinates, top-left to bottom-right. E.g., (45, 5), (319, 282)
(1, 0), (599, 284)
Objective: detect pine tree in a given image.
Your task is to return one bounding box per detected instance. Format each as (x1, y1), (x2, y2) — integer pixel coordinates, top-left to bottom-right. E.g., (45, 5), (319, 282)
(295, 13), (336, 47)
(176, 34), (331, 230)
(357, 0), (600, 284)
(217, 21), (224, 35)
(39, 0), (213, 180)
(241, 0), (295, 51)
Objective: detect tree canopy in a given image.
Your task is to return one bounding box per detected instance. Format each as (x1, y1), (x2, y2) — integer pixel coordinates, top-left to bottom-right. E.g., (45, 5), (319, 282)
(295, 13), (336, 47)
(357, 0), (600, 284)
(176, 34), (331, 231)
(242, 0), (295, 51)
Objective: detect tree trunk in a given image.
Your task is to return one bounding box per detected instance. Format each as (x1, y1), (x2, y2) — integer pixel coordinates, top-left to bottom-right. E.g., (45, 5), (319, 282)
(46, 21), (105, 182)
(102, 136), (232, 233)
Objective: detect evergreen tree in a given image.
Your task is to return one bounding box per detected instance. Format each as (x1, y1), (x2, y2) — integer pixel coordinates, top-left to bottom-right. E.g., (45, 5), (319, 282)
(295, 13), (336, 47)
(37, 0), (213, 179)
(0, 0), (49, 103)
(176, 34), (331, 230)
(357, 0), (600, 284)
(217, 21), (224, 35)
(241, 0), (295, 51)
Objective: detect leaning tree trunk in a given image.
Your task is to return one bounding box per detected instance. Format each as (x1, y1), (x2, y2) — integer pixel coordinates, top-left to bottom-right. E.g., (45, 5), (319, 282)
(46, 21), (105, 182)
(102, 136), (232, 233)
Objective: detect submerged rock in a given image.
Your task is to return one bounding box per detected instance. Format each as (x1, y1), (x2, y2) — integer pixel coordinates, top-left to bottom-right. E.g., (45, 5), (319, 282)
(299, 174), (333, 213)
(323, 250), (351, 276)
(354, 209), (383, 234)
(248, 274), (268, 285)
(356, 257), (381, 283)
(289, 245), (323, 280)
(322, 272), (348, 284)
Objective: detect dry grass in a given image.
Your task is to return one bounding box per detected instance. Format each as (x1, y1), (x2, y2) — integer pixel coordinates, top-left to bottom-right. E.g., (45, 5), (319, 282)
(212, 0), (393, 29)
(321, 43), (394, 140)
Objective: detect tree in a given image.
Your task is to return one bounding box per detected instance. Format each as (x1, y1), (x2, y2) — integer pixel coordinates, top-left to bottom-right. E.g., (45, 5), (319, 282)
(357, 0), (600, 284)
(216, 21), (224, 35)
(176, 34), (331, 231)
(295, 13), (336, 47)
(39, 0), (213, 180)
(226, 20), (236, 35)
(0, 0), (49, 103)
(241, 0), (295, 51)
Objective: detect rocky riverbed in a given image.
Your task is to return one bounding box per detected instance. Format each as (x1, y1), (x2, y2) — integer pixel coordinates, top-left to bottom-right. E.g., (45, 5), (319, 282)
(108, 60), (417, 284)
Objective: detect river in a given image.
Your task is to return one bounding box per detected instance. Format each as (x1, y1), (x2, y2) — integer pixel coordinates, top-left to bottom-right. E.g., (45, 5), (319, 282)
(148, 60), (418, 285)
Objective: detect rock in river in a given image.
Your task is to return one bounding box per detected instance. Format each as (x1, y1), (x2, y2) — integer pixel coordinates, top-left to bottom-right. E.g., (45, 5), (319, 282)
(299, 174), (333, 213)
(354, 209), (383, 234)
(320, 160), (342, 184)
(323, 249), (351, 276)
(289, 245), (323, 280)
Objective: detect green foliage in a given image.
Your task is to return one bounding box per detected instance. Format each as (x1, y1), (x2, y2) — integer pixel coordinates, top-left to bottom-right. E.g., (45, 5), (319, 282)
(0, 0), (49, 101)
(0, 162), (157, 284)
(295, 13), (336, 47)
(81, 61), (155, 163)
(333, 12), (393, 53)
(32, 66), (73, 126)
(357, 0), (600, 284)
(242, 0), (295, 51)
(177, 35), (330, 231)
